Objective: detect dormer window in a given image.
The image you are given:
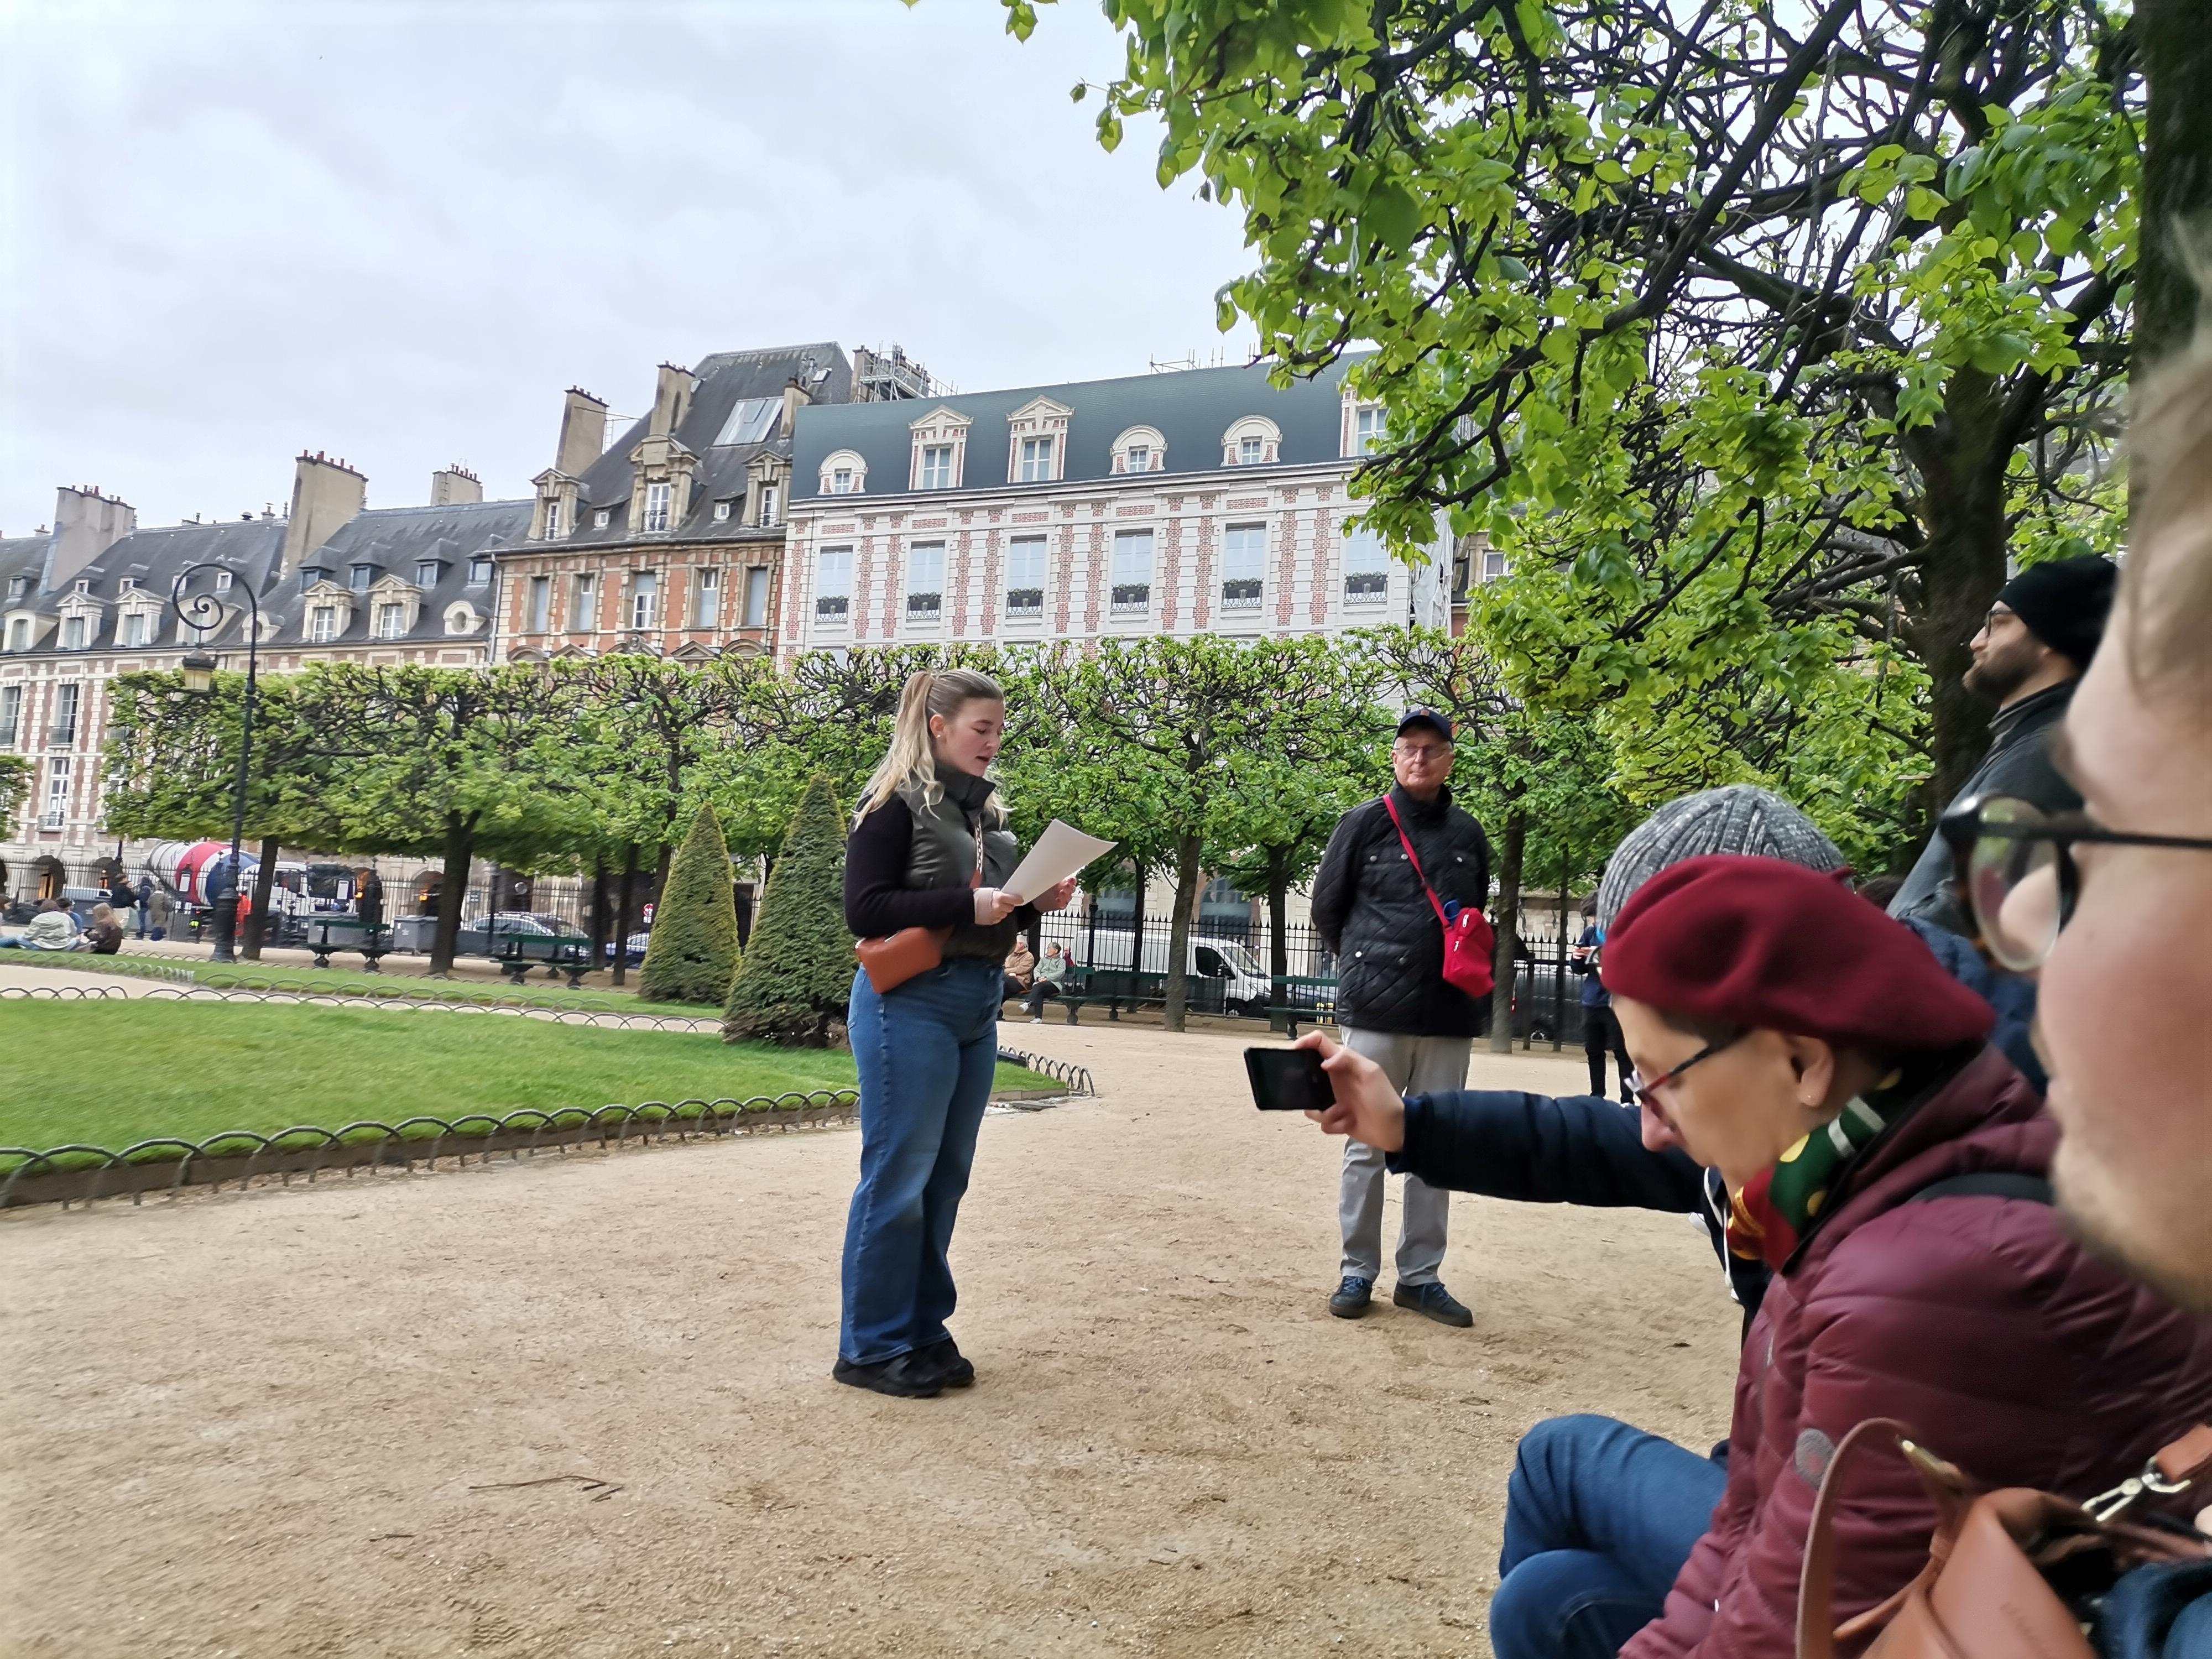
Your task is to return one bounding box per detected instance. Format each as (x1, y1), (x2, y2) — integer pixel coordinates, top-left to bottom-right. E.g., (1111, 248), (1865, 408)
(1112, 426), (1167, 475)
(349, 565), (374, 592)
(758, 484), (779, 527)
(1017, 437), (1056, 484)
(920, 446), (954, 489)
(468, 556), (493, 585)
(5, 617), (28, 651)
(907, 407), (972, 492)
(819, 450), (868, 495)
(643, 482), (673, 533)
(72, 579), (89, 594)
(1223, 415), (1283, 468)
(120, 611), (149, 647)
(594, 509), (611, 530)
(214, 571), (233, 592)
(713, 500), (732, 523)
(544, 501), (564, 540)
(61, 615), (87, 649)
(310, 605), (338, 643)
(118, 577), (136, 592)
(414, 560), (441, 587)
(1353, 404), (1386, 455)
(300, 566), (327, 593)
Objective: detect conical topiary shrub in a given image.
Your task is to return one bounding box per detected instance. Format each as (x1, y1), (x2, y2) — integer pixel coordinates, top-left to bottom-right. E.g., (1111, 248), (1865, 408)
(722, 775), (854, 1047)
(638, 803), (742, 1004)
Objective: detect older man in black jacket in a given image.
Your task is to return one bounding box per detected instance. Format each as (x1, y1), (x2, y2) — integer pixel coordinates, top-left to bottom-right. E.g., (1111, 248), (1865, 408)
(1308, 709), (1490, 1327)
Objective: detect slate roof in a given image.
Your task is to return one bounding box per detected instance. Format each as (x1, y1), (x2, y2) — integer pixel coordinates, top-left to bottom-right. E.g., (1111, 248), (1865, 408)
(790, 354), (1364, 502)
(1, 499), (529, 658)
(550, 342), (855, 552)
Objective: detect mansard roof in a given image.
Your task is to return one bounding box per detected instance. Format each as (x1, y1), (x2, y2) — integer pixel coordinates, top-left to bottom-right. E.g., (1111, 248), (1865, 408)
(791, 353), (1368, 502)
(552, 342), (854, 550)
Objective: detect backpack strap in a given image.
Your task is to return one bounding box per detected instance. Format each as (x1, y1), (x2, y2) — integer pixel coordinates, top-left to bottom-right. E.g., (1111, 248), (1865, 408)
(1908, 1173), (2055, 1205)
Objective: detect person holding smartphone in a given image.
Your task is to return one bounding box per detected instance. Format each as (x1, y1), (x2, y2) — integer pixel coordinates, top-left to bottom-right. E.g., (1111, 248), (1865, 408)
(837, 668), (1077, 1399)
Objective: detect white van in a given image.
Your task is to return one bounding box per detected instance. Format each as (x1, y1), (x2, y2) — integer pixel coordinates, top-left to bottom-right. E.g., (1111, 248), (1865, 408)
(1039, 924), (1275, 1016)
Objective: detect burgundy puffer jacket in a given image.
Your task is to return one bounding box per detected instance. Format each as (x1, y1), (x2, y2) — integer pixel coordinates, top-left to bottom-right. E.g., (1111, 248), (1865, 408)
(1625, 1046), (2212, 1658)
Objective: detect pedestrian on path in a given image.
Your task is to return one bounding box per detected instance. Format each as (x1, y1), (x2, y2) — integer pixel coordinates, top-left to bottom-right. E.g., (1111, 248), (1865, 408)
(1308, 707), (1490, 1328)
(837, 668), (1077, 1399)
(1569, 900), (1630, 1103)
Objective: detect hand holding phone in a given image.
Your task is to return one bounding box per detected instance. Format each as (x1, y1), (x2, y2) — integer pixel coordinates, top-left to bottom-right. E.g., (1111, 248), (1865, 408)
(1245, 1046), (1337, 1113)
(1250, 1034), (1409, 1153)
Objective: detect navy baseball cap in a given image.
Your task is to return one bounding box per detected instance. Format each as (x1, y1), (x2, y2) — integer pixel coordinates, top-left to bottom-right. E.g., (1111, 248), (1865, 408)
(1396, 708), (1454, 741)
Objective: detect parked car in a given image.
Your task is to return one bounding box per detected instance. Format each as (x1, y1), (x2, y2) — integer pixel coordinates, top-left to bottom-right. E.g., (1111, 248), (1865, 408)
(603, 929), (651, 967)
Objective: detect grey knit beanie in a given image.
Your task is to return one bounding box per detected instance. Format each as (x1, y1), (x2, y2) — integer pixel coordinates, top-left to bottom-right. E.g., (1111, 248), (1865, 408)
(1594, 785), (1846, 932)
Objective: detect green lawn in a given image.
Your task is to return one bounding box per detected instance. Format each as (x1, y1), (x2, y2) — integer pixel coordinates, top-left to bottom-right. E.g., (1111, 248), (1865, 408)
(0, 1001), (1060, 1162)
(17, 952), (726, 1018)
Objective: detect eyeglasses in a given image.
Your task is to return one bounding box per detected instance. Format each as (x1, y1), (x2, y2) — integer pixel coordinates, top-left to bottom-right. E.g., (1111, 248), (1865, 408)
(1630, 1028), (1745, 1112)
(1938, 794), (2212, 972)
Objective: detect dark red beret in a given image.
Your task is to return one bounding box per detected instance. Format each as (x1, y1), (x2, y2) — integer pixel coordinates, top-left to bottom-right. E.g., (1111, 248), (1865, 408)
(1604, 855), (1994, 1052)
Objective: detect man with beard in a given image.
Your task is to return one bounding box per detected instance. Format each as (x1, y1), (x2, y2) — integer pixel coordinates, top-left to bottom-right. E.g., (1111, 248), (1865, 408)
(1888, 552), (2117, 933)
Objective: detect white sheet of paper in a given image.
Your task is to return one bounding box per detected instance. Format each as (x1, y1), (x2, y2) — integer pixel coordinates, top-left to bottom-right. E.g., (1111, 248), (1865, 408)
(1004, 820), (1118, 902)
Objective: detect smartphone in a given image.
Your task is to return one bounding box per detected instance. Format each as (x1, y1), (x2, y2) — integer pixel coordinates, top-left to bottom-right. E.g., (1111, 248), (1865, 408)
(1245, 1046), (1336, 1113)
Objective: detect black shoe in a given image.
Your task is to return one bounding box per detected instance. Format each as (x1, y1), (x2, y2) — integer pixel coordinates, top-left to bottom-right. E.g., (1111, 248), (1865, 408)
(1394, 1281), (1474, 1328)
(1329, 1275), (1375, 1318)
(912, 1337), (975, 1389)
(832, 1354), (943, 1398)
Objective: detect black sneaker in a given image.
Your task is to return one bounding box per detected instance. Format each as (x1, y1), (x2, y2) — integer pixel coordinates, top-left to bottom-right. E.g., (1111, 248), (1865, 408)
(831, 1354), (943, 1398)
(1393, 1281), (1474, 1328)
(912, 1337), (975, 1389)
(1329, 1275), (1375, 1318)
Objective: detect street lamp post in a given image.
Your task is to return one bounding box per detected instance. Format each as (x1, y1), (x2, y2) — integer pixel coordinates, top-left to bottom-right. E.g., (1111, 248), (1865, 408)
(170, 564), (260, 964)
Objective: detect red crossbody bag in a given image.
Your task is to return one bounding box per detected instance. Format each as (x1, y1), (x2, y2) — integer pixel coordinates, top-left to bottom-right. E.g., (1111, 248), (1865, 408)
(1383, 795), (1496, 1000)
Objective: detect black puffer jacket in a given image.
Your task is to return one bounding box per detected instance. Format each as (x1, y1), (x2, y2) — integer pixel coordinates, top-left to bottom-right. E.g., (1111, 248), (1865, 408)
(1310, 785), (1491, 1037)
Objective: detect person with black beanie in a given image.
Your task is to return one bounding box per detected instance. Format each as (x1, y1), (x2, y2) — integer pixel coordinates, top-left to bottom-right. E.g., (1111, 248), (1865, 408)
(1889, 553), (2118, 934)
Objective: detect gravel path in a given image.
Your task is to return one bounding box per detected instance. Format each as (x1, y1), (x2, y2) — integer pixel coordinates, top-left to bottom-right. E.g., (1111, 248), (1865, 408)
(0, 1022), (1735, 1657)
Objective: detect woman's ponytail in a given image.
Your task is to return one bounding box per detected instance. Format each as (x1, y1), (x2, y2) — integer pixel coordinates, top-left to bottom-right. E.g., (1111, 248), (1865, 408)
(855, 666), (1007, 823)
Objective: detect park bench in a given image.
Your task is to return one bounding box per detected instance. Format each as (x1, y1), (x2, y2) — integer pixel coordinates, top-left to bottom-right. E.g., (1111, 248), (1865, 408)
(490, 931), (596, 989)
(1264, 975), (1338, 1038)
(303, 916), (392, 973)
(1053, 968), (1171, 1025)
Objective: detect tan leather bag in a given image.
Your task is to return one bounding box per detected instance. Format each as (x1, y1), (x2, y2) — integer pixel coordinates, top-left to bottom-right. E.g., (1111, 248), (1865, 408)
(1796, 1418), (2212, 1658)
(853, 807), (988, 995)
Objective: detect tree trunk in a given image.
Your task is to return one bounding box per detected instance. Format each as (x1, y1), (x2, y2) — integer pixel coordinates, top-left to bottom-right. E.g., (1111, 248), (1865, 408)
(1267, 845), (1291, 993)
(1554, 843), (1572, 1052)
(2137, 0), (2212, 377)
(429, 811), (476, 977)
(1901, 373), (2013, 816)
(588, 857), (611, 961)
(1487, 805), (1527, 1055)
(611, 845), (638, 988)
(1163, 832), (1202, 1034)
(242, 836), (281, 961)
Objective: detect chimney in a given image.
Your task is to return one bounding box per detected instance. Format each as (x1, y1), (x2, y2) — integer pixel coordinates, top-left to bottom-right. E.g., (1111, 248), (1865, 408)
(648, 363), (693, 437)
(430, 465), (483, 506)
(556, 387), (608, 476)
(44, 486), (137, 588)
(780, 377), (814, 440)
(281, 450), (367, 570)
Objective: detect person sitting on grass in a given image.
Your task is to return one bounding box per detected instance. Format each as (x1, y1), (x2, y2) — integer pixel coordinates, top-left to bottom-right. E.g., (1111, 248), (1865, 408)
(0, 899), (80, 951)
(1297, 856), (2212, 1658)
(81, 902), (125, 955)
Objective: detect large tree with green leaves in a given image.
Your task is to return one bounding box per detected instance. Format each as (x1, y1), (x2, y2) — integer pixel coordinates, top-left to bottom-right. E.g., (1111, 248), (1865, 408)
(0, 754), (29, 831)
(1005, 0), (2198, 832)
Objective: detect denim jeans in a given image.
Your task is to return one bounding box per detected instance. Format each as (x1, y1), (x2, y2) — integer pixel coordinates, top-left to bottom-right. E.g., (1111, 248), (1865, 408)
(839, 955), (1003, 1366)
(1490, 1415), (1730, 1659)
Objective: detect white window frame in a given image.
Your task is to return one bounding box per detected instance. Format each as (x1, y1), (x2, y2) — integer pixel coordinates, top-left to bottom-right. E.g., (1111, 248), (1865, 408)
(832, 468), (853, 494)
(0, 684), (20, 745)
(630, 571), (659, 630)
(526, 575), (551, 633)
(1481, 546), (1510, 583)
(1343, 526), (1391, 608)
(693, 568), (721, 629)
(1111, 530), (1154, 617)
(41, 756), (71, 828)
(919, 445), (955, 491)
(213, 571), (233, 592)
(819, 450), (868, 495)
(51, 682), (81, 745)
(120, 611), (147, 647)
(1017, 436), (1056, 484)
(815, 547), (853, 623)
(1222, 415), (1282, 467)
(1353, 404), (1386, 455)
(1220, 523), (1267, 613)
(5, 618), (28, 652)
(374, 602), (408, 639)
(742, 566), (770, 629)
(758, 483), (779, 527)
(906, 542), (946, 624)
(60, 614), (87, 650)
(1239, 437), (1265, 466)
(1004, 535), (1047, 622)
(643, 481), (673, 534)
(544, 500), (564, 540)
(712, 500), (732, 523)
(568, 573), (597, 632)
(310, 606), (338, 644)
(594, 509), (611, 530)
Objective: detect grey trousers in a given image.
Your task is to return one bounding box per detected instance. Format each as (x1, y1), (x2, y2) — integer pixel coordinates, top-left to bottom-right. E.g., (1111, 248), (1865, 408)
(1338, 1027), (1472, 1286)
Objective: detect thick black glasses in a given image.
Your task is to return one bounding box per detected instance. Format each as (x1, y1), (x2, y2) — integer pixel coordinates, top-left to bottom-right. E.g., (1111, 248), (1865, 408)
(1938, 794), (2212, 971)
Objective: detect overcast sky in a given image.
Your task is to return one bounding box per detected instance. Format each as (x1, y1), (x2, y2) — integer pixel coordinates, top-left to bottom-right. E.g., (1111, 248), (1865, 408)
(0, 0), (1258, 535)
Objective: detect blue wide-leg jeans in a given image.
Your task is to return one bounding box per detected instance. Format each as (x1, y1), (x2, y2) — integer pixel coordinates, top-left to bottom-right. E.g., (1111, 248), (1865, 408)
(1489, 1414), (1730, 1659)
(839, 956), (1003, 1366)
